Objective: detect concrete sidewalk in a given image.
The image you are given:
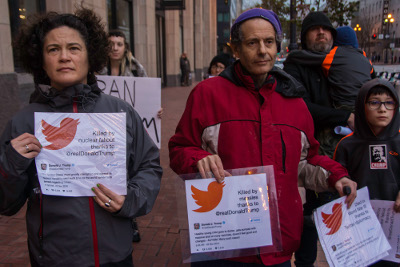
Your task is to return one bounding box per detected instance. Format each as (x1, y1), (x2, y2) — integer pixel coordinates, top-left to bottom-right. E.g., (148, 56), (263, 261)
(0, 83), (329, 267)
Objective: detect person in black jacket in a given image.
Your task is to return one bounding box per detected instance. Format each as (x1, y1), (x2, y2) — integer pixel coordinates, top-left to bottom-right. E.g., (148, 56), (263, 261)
(284, 12), (354, 157)
(285, 26), (375, 113)
(334, 78), (400, 267)
(284, 12), (354, 267)
(180, 52), (191, 86)
(334, 78), (400, 209)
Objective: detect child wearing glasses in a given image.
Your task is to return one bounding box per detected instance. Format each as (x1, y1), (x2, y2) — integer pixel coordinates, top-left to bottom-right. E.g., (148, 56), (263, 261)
(334, 78), (400, 216)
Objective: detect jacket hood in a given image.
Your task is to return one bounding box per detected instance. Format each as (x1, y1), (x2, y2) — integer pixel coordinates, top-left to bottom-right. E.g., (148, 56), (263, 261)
(29, 83), (101, 111)
(354, 78), (399, 140)
(220, 60), (304, 98)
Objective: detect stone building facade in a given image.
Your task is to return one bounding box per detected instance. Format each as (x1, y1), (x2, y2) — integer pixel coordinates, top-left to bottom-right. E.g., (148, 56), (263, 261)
(0, 0), (218, 133)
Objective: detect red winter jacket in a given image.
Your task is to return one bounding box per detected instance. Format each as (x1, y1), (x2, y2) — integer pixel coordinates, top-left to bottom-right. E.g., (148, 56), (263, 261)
(169, 62), (349, 265)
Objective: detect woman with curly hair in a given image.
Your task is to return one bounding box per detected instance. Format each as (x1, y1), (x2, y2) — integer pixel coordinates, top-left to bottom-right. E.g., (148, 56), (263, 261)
(0, 7), (162, 267)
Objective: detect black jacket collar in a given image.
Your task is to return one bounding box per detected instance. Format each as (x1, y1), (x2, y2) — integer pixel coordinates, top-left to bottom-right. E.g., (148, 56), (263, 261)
(29, 83), (102, 111)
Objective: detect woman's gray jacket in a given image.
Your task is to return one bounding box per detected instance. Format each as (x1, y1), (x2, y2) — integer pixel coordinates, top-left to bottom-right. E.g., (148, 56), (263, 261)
(0, 83), (162, 266)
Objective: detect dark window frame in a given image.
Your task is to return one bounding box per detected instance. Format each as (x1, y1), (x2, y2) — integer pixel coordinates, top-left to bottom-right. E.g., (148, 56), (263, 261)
(107, 0), (134, 55)
(8, 0), (46, 72)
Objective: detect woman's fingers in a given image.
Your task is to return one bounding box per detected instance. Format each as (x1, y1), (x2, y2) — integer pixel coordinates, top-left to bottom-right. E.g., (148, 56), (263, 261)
(92, 183), (125, 212)
(10, 133), (42, 159)
(157, 108), (164, 119)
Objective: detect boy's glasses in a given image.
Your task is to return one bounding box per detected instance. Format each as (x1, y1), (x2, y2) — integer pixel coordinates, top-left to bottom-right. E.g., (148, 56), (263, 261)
(211, 65), (225, 71)
(366, 100), (396, 110)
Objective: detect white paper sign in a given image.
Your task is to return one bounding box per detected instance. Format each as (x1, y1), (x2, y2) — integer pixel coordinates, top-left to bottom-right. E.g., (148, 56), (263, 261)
(314, 187), (391, 267)
(185, 174), (272, 254)
(371, 200), (400, 263)
(34, 112), (126, 197)
(96, 76), (161, 148)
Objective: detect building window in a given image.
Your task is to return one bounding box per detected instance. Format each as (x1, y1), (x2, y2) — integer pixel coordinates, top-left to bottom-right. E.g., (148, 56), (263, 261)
(223, 28), (230, 38)
(224, 13), (230, 22)
(8, 0), (46, 72)
(107, 0), (134, 53)
(218, 13), (223, 22)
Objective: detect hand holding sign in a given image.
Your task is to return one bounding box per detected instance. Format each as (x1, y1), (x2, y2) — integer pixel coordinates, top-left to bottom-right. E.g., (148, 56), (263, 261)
(92, 183), (126, 213)
(10, 133), (42, 158)
(334, 177), (357, 208)
(196, 155), (232, 183)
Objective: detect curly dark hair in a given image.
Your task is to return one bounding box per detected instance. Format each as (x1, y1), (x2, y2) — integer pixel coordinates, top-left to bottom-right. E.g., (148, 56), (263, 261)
(14, 7), (110, 85)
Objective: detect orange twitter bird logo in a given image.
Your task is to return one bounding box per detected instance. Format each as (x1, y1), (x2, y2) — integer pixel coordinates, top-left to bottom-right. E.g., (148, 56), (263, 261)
(42, 118), (80, 150)
(191, 181), (225, 212)
(321, 203), (343, 235)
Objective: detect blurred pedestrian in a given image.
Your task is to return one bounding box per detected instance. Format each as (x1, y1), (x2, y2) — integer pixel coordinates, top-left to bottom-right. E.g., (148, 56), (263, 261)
(180, 52), (190, 86)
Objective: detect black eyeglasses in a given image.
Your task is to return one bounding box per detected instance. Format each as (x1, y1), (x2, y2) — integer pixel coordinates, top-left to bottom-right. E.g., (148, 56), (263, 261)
(211, 65), (225, 71)
(366, 100), (396, 110)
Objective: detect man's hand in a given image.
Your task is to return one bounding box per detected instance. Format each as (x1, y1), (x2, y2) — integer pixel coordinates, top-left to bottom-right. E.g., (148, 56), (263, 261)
(347, 113), (355, 131)
(196, 155), (230, 183)
(334, 177), (357, 208)
(394, 191), (400, 213)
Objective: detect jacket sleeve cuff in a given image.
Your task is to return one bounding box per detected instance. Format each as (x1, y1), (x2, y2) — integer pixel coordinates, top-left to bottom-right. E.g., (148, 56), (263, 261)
(5, 142), (34, 174)
(328, 172), (348, 188)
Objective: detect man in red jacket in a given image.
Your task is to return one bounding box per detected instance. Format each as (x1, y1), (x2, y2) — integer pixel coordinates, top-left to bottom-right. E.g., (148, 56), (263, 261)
(169, 8), (357, 267)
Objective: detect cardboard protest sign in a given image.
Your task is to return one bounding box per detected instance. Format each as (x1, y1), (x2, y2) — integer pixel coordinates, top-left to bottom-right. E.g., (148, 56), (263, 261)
(96, 76), (161, 148)
(314, 187), (391, 267)
(35, 112), (126, 197)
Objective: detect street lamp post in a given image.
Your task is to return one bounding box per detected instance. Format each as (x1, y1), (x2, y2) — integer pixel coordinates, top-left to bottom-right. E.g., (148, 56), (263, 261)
(384, 13), (395, 64)
(389, 15), (395, 64)
(288, 0), (298, 51)
(354, 24), (361, 48)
